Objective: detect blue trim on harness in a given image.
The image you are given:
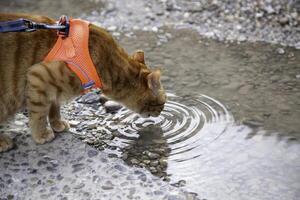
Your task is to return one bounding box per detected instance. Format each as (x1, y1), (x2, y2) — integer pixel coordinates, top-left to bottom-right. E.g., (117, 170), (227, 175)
(82, 80), (95, 90)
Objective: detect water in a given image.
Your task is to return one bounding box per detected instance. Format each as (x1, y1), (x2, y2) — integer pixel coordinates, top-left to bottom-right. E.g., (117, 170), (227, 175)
(98, 93), (300, 200)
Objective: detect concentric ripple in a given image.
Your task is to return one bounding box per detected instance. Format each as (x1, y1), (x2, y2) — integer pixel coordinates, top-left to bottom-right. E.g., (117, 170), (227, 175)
(104, 93), (234, 162)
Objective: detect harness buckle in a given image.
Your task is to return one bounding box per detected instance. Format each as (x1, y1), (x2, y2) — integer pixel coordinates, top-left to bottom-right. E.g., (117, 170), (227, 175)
(58, 15), (70, 38)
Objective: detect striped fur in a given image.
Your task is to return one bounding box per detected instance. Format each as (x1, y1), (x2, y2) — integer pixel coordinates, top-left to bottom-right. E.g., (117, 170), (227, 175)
(0, 13), (166, 152)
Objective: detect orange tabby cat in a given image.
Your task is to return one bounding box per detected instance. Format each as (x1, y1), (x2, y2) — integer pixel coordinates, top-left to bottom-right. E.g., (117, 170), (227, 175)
(0, 13), (166, 152)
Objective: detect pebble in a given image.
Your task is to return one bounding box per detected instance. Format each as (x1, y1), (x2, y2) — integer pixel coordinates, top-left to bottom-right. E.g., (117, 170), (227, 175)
(104, 101), (122, 113)
(159, 159), (168, 168)
(78, 92), (100, 104)
(276, 48), (285, 54)
(150, 160), (159, 167)
(102, 181), (114, 190)
(73, 182), (85, 189)
(69, 120), (81, 127)
(14, 121), (25, 126)
(99, 94), (109, 104)
(278, 16), (289, 25)
(145, 151), (160, 159)
(143, 160), (151, 165)
(152, 27), (158, 32)
(107, 26), (117, 32)
(87, 149), (98, 158)
(270, 75), (280, 82)
(63, 185), (71, 193)
(86, 121), (98, 129)
(243, 119), (263, 127)
(130, 158), (139, 165)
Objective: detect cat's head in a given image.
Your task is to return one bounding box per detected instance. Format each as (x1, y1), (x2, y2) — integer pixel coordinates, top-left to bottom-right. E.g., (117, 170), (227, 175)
(107, 50), (167, 117)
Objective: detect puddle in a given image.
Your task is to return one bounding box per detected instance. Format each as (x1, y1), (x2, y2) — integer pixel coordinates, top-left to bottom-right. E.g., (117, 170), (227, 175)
(92, 93), (300, 200)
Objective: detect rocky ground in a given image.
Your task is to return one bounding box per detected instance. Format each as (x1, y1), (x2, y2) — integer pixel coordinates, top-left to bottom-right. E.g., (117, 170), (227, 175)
(87, 0), (300, 48)
(1, 0), (300, 48)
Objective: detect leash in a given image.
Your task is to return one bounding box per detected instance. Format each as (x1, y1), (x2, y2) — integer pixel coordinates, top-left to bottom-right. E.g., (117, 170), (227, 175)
(0, 15), (70, 37)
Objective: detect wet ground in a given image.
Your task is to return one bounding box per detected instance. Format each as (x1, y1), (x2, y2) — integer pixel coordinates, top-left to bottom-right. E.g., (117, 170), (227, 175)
(1, 0), (300, 200)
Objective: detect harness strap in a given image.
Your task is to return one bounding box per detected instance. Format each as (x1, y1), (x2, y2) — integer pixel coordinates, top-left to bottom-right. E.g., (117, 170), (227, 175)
(44, 19), (102, 91)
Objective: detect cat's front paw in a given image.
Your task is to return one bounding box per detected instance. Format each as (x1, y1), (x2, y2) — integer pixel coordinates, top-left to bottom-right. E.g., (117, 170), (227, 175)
(50, 119), (70, 133)
(32, 128), (55, 144)
(0, 134), (14, 152)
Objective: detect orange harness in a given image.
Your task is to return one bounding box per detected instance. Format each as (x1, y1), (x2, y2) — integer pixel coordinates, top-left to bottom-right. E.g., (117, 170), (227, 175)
(44, 19), (102, 90)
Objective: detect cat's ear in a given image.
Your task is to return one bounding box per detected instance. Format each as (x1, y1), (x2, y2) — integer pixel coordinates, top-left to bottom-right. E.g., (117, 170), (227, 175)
(147, 69), (161, 95)
(133, 50), (145, 64)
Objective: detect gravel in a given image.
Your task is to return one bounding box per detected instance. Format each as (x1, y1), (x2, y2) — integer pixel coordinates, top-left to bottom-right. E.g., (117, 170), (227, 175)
(84, 0), (300, 48)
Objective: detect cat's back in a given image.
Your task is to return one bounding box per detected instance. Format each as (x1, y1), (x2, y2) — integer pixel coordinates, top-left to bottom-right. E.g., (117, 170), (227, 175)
(0, 13), (58, 121)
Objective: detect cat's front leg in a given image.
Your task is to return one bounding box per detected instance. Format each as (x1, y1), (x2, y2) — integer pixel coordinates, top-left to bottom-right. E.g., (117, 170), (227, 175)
(26, 62), (59, 144)
(49, 102), (70, 133)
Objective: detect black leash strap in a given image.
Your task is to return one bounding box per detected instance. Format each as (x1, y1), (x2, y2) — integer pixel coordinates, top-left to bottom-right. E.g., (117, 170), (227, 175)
(0, 15), (70, 37)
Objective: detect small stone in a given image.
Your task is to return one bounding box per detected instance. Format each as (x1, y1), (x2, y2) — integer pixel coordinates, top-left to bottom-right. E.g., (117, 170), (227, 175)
(150, 160), (159, 167)
(14, 121), (25, 126)
(87, 149), (98, 157)
(152, 27), (158, 32)
(270, 75), (280, 82)
(145, 151), (160, 159)
(69, 120), (81, 127)
(122, 153), (128, 160)
(107, 153), (118, 158)
(86, 121), (97, 129)
(263, 5), (275, 14)
(102, 181), (114, 190)
(72, 163), (85, 173)
(288, 52), (295, 58)
(73, 182), (85, 189)
(143, 160), (151, 165)
(167, 195), (185, 200)
(63, 185), (71, 193)
(78, 92), (100, 104)
(114, 164), (127, 172)
(112, 32), (121, 37)
(130, 158), (139, 165)
(107, 26), (117, 32)
(278, 16), (289, 25)
(177, 180), (186, 187)
(159, 159), (168, 167)
(99, 94), (109, 104)
(104, 101), (122, 113)
(242, 119), (263, 127)
(149, 167), (157, 173)
(296, 74), (300, 79)
(276, 48), (285, 54)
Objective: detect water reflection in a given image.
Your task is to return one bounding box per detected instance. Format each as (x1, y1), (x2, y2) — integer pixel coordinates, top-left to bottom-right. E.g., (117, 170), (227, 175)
(122, 125), (170, 179)
(102, 93), (300, 200)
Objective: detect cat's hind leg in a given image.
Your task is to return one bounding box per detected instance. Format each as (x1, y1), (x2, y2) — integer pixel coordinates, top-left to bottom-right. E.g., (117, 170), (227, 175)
(0, 133), (13, 152)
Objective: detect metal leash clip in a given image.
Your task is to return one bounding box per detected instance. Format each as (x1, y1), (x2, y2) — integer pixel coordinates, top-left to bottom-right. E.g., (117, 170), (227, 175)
(57, 15), (70, 38)
(0, 16), (70, 36)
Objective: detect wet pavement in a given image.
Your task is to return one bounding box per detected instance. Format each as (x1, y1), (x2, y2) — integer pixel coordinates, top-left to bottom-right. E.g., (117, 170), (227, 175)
(1, 0), (300, 200)
(0, 114), (195, 200)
